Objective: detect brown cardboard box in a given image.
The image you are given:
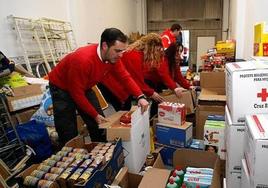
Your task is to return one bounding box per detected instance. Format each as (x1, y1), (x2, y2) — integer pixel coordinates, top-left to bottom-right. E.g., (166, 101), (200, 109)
(138, 149), (221, 188)
(6, 84), (43, 112)
(195, 71), (226, 139)
(14, 108), (37, 124)
(112, 167), (143, 188)
(161, 90), (196, 114)
(195, 105), (225, 139)
(199, 71), (226, 102)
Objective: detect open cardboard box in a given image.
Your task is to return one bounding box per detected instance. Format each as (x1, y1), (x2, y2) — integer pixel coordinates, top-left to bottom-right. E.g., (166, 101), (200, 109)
(17, 136), (124, 188)
(139, 149), (221, 188)
(99, 106), (150, 173)
(198, 71), (226, 102)
(160, 89), (196, 114)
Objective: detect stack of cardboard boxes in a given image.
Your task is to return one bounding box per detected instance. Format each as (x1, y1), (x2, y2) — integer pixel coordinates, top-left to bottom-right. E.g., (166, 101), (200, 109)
(154, 90), (195, 166)
(225, 61), (268, 187)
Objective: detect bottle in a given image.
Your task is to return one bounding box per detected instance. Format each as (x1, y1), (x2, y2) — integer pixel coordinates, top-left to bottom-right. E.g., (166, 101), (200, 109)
(145, 154), (155, 166)
(174, 166), (184, 186)
(166, 178), (179, 188)
(196, 185), (200, 188)
(181, 183), (187, 188)
(169, 172), (180, 186)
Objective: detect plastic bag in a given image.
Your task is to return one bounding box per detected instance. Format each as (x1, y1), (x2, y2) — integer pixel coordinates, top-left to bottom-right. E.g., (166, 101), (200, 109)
(31, 88), (54, 126)
(7, 120), (52, 163)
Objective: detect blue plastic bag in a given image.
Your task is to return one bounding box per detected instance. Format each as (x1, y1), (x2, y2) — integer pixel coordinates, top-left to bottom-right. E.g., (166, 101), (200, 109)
(7, 120), (52, 163)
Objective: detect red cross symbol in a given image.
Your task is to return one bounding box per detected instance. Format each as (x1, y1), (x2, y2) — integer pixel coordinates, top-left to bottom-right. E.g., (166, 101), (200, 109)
(257, 88), (268, 102)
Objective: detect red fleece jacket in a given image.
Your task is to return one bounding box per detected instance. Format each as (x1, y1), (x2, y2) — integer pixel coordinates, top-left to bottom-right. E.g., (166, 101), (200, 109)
(161, 29), (176, 50)
(49, 44), (142, 118)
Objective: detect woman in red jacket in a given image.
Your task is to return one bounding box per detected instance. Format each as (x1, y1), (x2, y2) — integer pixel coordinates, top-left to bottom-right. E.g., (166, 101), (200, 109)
(99, 33), (184, 116)
(165, 42), (193, 90)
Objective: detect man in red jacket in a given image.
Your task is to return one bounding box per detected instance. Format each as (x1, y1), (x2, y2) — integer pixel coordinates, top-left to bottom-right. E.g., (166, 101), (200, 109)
(161, 24), (182, 50)
(49, 28), (149, 146)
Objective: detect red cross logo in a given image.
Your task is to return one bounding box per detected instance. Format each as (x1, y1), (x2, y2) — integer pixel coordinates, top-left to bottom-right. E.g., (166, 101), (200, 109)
(257, 88), (268, 102)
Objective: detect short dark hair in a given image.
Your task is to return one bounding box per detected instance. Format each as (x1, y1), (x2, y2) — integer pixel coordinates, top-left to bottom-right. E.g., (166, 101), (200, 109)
(170, 24), (182, 32)
(100, 28), (128, 47)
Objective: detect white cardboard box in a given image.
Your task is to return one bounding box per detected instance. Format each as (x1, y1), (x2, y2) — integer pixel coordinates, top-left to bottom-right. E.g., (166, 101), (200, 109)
(158, 102), (186, 126)
(226, 61), (268, 124)
(100, 107), (150, 174)
(225, 106), (245, 172)
(244, 114), (268, 187)
(226, 169), (241, 188)
(241, 159), (250, 188)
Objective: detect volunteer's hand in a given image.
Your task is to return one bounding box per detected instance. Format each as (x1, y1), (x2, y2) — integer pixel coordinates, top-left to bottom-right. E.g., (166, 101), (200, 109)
(189, 86), (196, 90)
(137, 98), (149, 114)
(150, 92), (164, 103)
(95, 114), (108, 124)
(174, 87), (185, 98)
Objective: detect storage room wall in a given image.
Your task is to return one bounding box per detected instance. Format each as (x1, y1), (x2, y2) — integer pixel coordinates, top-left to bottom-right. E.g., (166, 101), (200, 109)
(0, 0), (144, 58)
(229, 0), (268, 59)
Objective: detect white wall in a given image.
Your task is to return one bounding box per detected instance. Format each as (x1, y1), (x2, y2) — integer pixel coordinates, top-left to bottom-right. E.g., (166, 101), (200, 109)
(230, 0), (268, 59)
(0, 0), (143, 58)
(0, 0), (69, 57)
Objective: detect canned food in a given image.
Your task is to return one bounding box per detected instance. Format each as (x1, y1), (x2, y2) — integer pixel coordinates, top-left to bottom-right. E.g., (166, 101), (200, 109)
(50, 167), (64, 174)
(44, 173), (58, 181)
(80, 159), (93, 169)
(98, 150), (107, 155)
(61, 146), (73, 152)
(37, 179), (54, 188)
(69, 168), (84, 181)
(23, 176), (39, 186)
(73, 148), (88, 154)
(30, 170), (46, 178)
(77, 168), (94, 183)
(107, 148), (114, 153)
(70, 159), (83, 167)
(56, 151), (69, 157)
(56, 161), (69, 168)
(61, 157), (75, 163)
(58, 167), (75, 180)
(50, 154), (62, 161)
(37, 164), (51, 172)
(42, 159), (57, 166)
(93, 146), (103, 150)
(105, 143), (112, 147)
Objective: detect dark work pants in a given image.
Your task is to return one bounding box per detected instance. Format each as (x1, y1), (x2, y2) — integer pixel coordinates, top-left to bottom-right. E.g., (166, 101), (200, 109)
(49, 83), (106, 147)
(97, 83), (132, 111)
(144, 80), (167, 119)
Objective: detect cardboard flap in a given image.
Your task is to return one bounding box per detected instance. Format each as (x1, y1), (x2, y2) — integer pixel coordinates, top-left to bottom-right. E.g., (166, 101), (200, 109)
(200, 72), (225, 89)
(161, 90), (195, 114)
(138, 168), (171, 188)
(99, 111), (126, 129)
(199, 88), (226, 102)
(112, 167), (142, 188)
(173, 149), (218, 169)
(10, 84), (42, 98)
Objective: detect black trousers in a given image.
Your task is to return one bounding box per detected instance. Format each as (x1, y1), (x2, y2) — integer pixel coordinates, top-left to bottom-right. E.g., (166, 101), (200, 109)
(144, 80), (167, 119)
(49, 83), (106, 147)
(97, 83), (132, 111)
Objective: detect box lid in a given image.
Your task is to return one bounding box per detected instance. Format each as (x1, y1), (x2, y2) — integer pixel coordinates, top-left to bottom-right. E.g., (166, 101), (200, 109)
(156, 121), (192, 130)
(246, 114), (268, 140)
(226, 61), (268, 73)
(138, 168), (171, 188)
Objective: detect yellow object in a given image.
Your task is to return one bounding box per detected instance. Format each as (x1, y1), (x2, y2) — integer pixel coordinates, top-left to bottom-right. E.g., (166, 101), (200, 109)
(254, 22), (268, 43)
(254, 22), (268, 56)
(92, 85), (109, 110)
(150, 126), (155, 153)
(0, 72), (28, 88)
(216, 40), (236, 54)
